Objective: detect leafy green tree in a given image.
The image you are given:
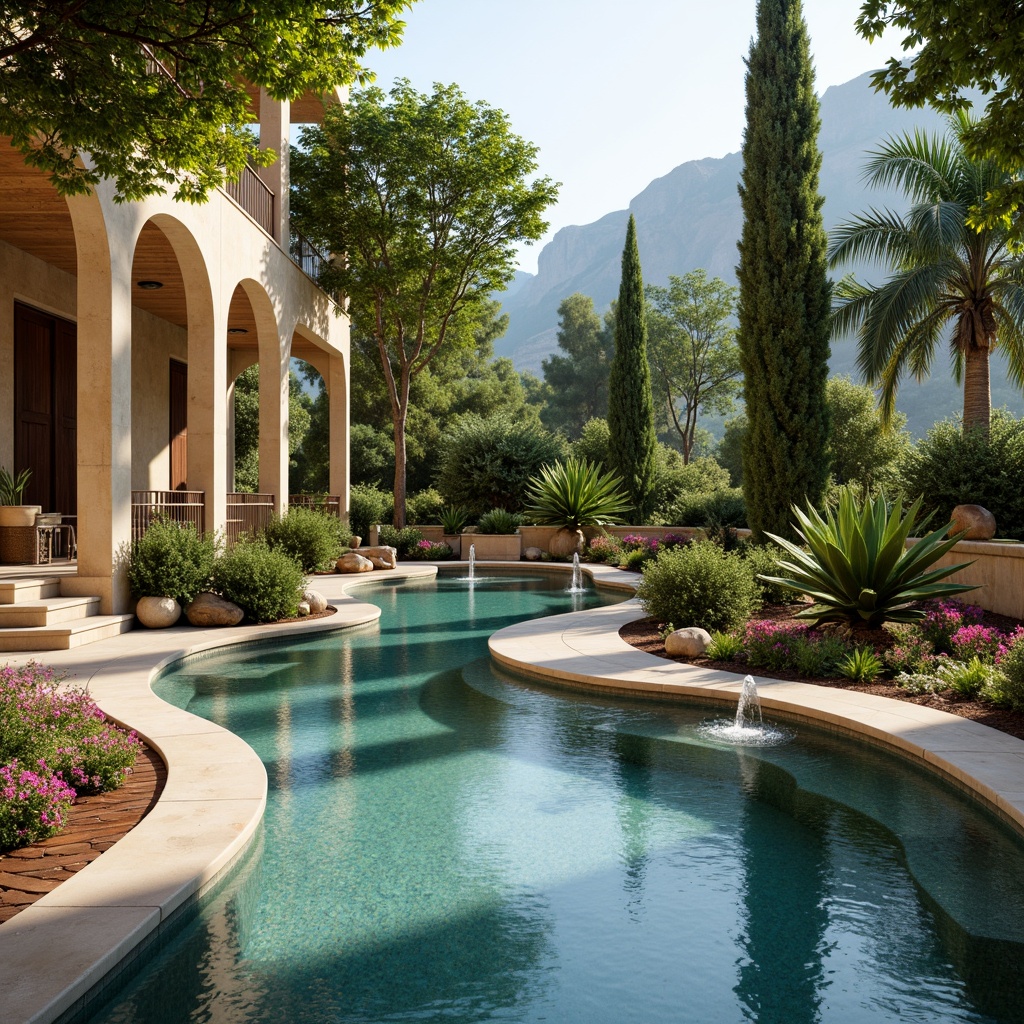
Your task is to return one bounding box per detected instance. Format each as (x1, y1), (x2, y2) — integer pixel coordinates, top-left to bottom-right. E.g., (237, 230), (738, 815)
(292, 80), (557, 526)
(825, 376), (911, 495)
(539, 294), (615, 438)
(829, 113), (1024, 437)
(737, 0), (832, 541)
(856, 0), (1024, 235)
(0, 1), (410, 201)
(607, 214), (658, 522)
(646, 270), (742, 464)
(232, 366), (310, 493)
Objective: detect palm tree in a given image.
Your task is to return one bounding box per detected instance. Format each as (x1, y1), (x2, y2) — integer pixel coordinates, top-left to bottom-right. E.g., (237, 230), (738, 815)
(829, 111), (1024, 435)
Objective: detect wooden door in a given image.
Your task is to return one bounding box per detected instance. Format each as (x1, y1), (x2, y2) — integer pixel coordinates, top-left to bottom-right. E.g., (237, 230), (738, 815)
(169, 359), (188, 490)
(13, 303), (81, 515)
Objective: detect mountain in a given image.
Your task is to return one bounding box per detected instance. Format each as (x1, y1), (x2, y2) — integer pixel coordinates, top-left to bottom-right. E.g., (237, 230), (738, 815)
(496, 71), (1023, 436)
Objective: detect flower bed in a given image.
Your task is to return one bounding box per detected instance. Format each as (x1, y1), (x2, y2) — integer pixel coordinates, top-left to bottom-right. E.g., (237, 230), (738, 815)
(0, 663), (142, 852)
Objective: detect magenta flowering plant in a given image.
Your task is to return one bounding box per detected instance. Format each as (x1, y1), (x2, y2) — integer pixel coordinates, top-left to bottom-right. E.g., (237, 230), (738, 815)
(584, 535), (623, 564)
(950, 624), (1006, 663)
(742, 620), (810, 671)
(919, 600), (985, 654)
(0, 759), (76, 851)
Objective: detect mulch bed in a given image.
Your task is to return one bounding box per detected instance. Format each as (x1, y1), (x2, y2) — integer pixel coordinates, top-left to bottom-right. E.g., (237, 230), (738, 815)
(0, 745), (166, 924)
(619, 604), (1024, 742)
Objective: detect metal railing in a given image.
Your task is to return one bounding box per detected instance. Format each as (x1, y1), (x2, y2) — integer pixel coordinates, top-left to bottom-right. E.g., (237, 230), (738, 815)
(223, 164), (276, 237)
(290, 232), (328, 281)
(226, 492), (276, 546)
(289, 494), (342, 518)
(131, 491), (205, 543)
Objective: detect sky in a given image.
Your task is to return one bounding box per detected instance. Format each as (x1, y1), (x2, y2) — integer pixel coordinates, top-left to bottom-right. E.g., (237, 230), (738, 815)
(364, 0), (904, 273)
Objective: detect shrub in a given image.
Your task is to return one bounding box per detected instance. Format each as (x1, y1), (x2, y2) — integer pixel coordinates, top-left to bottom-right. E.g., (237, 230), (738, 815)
(263, 506), (346, 573)
(408, 540), (455, 560)
(740, 620), (851, 676)
(407, 488), (446, 525)
(434, 414), (567, 515)
(572, 417), (612, 470)
(524, 457), (631, 529)
(0, 761), (76, 851)
(477, 508), (523, 535)
(919, 600), (985, 654)
(707, 631), (744, 660)
(657, 488), (747, 533)
(937, 657), (994, 698)
(763, 490), (977, 628)
(377, 525), (424, 557)
(349, 484), (392, 539)
(584, 535), (623, 564)
(949, 624), (1007, 663)
(989, 633), (1024, 709)
(740, 542), (791, 605)
(900, 412), (1024, 540)
(837, 647), (885, 683)
(652, 453), (731, 514)
(623, 547), (655, 571)
(212, 540), (305, 623)
(882, 625), (935, 674)
(127, 518), (218, 605)
(636, 541), (759, 632)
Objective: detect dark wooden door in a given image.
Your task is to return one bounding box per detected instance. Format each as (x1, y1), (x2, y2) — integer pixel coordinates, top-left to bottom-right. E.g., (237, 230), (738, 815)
(13, 303), (77, 515)
(169, 359), (188, 490)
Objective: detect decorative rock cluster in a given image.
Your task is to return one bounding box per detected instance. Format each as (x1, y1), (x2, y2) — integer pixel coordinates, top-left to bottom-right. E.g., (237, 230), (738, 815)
(336, 545), (398, 573)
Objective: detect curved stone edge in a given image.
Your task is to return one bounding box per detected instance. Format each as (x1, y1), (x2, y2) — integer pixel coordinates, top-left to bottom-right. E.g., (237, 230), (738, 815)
(489, 595), (1024, 837)
(0, 564), (438, 1024)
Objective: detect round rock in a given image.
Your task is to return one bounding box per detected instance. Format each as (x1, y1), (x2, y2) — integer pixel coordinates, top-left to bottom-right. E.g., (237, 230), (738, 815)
(136, 595), (181, 628)
(950, 504), (997, 541)
(523, 546), (543, 561)
(186, 592), (244, 627)
(303, 588), (328, 613)
(337, 552), (374, 573)
(665, 626), (713, 657)
(296, 600), (311, 617)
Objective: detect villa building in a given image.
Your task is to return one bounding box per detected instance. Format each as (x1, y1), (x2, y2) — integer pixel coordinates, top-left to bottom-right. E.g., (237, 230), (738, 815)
(0, 87), (351, 622)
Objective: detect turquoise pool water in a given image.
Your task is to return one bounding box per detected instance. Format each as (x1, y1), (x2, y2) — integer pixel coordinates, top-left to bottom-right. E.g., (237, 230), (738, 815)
(80, 570), (1024, 1023)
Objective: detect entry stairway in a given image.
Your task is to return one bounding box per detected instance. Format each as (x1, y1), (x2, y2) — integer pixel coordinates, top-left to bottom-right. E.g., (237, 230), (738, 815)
(0, 575), (134, 651)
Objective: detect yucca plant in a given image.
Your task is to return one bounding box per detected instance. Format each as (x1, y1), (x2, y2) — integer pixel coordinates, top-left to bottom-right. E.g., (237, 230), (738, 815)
(439, 505), (471, 535)
(524, 457), (632, 529)
(760, 490), (977, 628)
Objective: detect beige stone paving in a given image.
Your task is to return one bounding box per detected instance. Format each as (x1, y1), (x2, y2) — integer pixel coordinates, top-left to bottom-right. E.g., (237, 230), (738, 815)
(3, 558), (1024, 1023)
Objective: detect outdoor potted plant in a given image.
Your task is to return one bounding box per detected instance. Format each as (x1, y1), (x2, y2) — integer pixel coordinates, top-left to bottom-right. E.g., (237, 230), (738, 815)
(0, 466), (40, 527)
(439, 505), (471, 558)
(465, 508), (522, 561)
(523, 457), (632, 557)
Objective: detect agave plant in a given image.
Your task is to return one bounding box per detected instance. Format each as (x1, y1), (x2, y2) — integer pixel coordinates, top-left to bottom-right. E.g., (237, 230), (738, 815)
(0, 466), (32, 506)
(439, 505), (471, 535)
(760, 491), (977, 628)
(524, 457), (632, 529)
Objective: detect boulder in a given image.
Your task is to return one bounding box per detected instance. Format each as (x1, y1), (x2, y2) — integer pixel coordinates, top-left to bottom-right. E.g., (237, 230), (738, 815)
(296, 600), (311, 617)
(523, 546), (543, 561)
(337, 552), (374, 573)
(950, 504), (997, 541)
(186, 592), (244, 627)
(136, 595), (181, 628)
(362, 545), (398, 569)
(303, 588), (328, 613)
(665, 627), (713, 657)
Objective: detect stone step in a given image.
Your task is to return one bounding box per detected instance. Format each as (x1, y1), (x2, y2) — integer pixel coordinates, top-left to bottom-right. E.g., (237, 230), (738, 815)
(0, 596), (103, 628)
(0, 578), (62, 605)
(0, 614), (134, 652)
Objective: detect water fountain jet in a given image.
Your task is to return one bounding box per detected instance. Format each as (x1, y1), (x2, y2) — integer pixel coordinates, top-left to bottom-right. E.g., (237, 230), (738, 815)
(697, 676), (792, 746)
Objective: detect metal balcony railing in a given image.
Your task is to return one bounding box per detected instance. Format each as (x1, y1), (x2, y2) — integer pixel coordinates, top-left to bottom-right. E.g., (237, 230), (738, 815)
(131, 490), (205, 542)
(226, 492), (276, 545)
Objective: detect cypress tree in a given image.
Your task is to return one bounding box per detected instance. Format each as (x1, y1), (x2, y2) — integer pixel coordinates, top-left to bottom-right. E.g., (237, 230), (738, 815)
(736, 0), (831, 541)
(607, 214), (658, 522)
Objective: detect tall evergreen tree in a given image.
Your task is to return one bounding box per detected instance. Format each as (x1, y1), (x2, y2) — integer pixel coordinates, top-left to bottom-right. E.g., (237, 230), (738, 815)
(607, 215), (658, 521)
(737, 0), (832, 541)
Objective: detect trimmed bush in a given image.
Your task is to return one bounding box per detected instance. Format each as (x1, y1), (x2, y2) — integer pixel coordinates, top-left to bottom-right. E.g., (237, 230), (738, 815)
(434, 414), (567, 515)
(740, 542), (791, 605)
(263, 506), (347, 573)
(636, 541), (759, 632)
(406, 488), (446, 525)
(127, 518), (218, 605)
(349, 484), (392, 539)
(377, 525), (424, 557)
(212, 540), (305, 623)
(657, 488), (747, 531)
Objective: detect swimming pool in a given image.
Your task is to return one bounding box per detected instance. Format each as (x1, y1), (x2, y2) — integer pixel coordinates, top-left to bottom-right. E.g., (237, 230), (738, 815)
(76, 570), (1024, 1023)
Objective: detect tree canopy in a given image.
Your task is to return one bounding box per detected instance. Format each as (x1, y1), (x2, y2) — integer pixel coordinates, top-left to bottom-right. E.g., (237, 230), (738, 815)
(856, 0), (1024, 234)
(646, 270), (742, 464)
(0, 0), (411, 201)
(291, 79), (557, 525)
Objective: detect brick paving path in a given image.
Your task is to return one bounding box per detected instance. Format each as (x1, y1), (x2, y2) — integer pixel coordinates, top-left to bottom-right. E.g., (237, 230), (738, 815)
(0, 747), (166, 924)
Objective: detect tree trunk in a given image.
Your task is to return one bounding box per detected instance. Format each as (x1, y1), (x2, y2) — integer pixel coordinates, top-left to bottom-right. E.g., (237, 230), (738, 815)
(392, 409), (407, 528)
(962, 344), (992, 436)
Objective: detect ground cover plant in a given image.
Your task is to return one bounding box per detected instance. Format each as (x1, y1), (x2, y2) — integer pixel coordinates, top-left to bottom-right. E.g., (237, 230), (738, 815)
(0, 662), (141, 851)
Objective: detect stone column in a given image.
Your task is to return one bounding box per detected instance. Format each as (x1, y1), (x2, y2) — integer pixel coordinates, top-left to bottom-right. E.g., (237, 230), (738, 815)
(187, 298), (227, 539)
(258, 90), (290, 247)
(64, 195), (133, 613)
(326, 353), (349, 513)
(258, 335), (289, 513)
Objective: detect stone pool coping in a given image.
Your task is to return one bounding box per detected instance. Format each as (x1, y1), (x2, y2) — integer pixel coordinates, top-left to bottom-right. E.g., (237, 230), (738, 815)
(2, 559), (1023, 1023)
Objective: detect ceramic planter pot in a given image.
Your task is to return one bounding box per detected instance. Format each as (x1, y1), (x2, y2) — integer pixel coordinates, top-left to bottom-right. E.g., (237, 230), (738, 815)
(0, 505), (42, 528)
